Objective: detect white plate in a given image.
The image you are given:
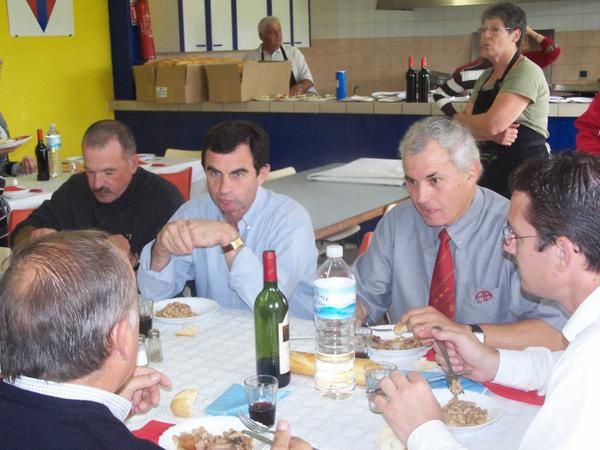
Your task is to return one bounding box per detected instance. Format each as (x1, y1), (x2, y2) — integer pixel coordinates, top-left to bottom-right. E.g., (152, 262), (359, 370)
(137, 153), (156, 162)
(368, 324), (429, 363)
(341, 95), (375, 102)
(432, 389), (503, 431)
(153, 297), (219, 325)
(2, 187), (32, 199)
(371, 91), (403, 98)
(377, 97), (402, 103)
(158, 416), (268, 450)
(0, 135), (32, 151)
(567, 97), (593, 103)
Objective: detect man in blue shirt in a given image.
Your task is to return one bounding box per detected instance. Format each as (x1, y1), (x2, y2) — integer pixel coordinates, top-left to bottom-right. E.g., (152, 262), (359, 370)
(138, 120), (317, 319)
(354, 117), (567, 350)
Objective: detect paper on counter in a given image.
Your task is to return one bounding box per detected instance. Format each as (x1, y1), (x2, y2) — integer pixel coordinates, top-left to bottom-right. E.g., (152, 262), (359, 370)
(307, 158), (405, 186)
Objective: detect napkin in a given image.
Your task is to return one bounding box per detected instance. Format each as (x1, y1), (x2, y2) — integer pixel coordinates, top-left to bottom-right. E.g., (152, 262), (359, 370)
(4, 185), (24, 192)
(132, 420), (174, 444)
(151, 162), (167, 167)
(205, 383), (291, 416)
(417, 371), (486, 394)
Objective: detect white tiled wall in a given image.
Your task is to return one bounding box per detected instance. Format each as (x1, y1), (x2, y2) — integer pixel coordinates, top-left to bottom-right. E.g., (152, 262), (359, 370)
(311, 0), (600, 39)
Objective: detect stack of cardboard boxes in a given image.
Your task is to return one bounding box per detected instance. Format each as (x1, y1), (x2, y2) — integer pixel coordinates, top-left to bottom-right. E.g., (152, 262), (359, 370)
(133, 57), (292, 103)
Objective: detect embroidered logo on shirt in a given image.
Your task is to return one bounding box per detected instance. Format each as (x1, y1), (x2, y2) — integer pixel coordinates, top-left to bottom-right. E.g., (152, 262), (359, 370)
(475, 290), (493, 304)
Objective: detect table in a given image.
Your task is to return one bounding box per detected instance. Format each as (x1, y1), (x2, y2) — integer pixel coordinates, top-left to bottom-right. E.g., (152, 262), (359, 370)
(264, 165), (410, 240)
(4, 157), (205, 210)
(126, 309), (539, 450)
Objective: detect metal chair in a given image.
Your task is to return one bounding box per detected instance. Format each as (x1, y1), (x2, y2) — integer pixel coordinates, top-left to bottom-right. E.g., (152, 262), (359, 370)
(158, 167), (193, 201)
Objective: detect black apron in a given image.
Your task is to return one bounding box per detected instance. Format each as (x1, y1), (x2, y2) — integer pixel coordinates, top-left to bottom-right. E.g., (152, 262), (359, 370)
(473, 50), (549, 198)
(261, 46), (297, 88)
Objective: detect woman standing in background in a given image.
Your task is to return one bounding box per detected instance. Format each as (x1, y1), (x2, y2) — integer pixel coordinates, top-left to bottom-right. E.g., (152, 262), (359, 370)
(454, 2), (550, 198)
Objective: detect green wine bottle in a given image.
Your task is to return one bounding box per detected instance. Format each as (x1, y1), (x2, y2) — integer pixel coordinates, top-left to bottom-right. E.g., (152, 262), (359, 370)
(254, 250), (290, 388)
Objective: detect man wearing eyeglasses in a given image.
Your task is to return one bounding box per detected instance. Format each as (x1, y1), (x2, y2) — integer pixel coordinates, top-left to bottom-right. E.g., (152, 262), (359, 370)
(376, 152), (600, 450)
(354, 116), (567, 350)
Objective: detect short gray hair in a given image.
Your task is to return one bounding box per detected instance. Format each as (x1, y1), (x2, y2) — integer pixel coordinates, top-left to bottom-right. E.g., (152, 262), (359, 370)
(399, 116), (481, 174)
(0, 230), (138, 382)
(82, 119), (137, 157)
(258, 16), (281, 36)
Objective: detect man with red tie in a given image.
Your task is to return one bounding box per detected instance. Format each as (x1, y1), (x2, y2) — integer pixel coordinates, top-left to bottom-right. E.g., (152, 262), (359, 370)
(353, 116), (567, 350)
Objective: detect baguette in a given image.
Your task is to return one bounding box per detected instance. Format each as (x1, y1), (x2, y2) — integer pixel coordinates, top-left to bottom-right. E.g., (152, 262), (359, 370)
(290, 351), (371, 386)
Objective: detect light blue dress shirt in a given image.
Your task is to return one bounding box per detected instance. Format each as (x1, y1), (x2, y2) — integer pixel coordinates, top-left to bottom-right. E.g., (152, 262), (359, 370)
(138, 187), (317, 319)
(353, 186), (567, 329)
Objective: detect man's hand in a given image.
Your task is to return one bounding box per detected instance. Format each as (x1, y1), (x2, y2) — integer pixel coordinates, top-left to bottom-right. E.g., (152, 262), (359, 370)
(151, 219), (237, 272)
(271, 419), (313, 450)
(17, 156), (37, 174)
(431, 327), (500, 383)
(118, 367), (172, 418)
(491, 123), (519, 146)
(375, 371), (443, 445)
(30, 227), (58, 240)
(400, 306), (471, 345)
(289, 84), (305, 96)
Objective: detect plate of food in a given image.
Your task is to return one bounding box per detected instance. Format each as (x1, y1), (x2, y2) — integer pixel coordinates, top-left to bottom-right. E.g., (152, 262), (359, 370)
(153, 297), (219, 325)
(253, 95), (273, 102)
(158, 416), (267, 450)
(2, 185), (32, 199)
(432, 388), (502, 431)
(368, 324), (429, 360)
(0, 135), (32, 151)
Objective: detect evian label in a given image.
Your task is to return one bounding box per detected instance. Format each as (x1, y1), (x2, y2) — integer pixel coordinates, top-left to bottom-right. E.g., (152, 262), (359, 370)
(314, 277), (356, 320)
(279, 313), (290, 374)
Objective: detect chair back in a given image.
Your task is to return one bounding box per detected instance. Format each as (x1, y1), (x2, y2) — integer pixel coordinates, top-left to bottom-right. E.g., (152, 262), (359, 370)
(266, 166), (296, 181)
(357, 232), (373, 257)
(8, 208), (36, 235)
(158, 167), (193, 201)
(165, 148), (202, 160)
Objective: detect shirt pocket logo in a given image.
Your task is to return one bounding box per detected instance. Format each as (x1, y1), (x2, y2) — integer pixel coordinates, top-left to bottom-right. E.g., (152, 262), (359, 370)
(475, 289), (494, 304)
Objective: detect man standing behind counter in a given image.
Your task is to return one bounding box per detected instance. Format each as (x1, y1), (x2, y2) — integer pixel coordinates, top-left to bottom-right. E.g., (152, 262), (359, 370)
(244, 16), (316, 96)
(353, 117), (566, 350)
(138, 120), (317, 319)
(11, 120), (184, 266)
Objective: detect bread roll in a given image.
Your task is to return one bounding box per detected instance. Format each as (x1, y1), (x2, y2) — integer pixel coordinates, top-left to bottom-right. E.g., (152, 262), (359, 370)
(393, 322), (408, 335)
(170, 388), (198, 417)
(290, 351), (370, 386)
(176, 325), (198, 337)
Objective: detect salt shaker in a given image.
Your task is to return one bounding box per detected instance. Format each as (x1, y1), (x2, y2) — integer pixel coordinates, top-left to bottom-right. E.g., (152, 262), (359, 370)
(146, 328), (163, 363)
(136, 334), (148, 366)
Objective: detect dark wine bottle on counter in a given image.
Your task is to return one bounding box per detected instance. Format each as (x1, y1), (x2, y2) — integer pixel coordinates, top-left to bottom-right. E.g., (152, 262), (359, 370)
(35, 128), (50, 181)
(418, 56), (430, 103)
(254, 250), (290, 388)
(405, 56), (417, 103)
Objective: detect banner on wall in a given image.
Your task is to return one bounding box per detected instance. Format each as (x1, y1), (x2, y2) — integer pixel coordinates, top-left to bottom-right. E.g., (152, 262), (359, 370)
(7, 0), (74, 36)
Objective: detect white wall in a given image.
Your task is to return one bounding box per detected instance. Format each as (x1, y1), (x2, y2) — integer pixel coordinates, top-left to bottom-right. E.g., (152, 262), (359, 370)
(311, 0), (600, 39)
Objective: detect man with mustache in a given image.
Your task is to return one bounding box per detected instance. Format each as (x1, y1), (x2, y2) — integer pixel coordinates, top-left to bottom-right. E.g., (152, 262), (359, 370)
(11, 120), (183, 266)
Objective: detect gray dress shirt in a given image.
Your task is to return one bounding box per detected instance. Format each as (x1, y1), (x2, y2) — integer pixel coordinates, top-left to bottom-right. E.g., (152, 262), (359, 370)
(353, 187), (567, 328)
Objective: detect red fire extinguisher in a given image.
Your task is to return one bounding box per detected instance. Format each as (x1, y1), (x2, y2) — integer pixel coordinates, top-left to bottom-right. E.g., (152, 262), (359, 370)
(136, 0), (156, 61)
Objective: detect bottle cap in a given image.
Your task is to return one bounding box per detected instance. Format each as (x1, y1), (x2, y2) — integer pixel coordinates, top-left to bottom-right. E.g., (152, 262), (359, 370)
(326, 244), (343, 258)
(148, 329), (160, 338)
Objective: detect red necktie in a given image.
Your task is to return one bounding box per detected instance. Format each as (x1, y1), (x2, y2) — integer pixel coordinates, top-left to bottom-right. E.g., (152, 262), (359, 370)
(429, 228), (455, 319)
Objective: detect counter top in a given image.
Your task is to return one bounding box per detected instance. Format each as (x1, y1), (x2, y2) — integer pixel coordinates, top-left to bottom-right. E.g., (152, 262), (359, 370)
(110, 99), (589, 117)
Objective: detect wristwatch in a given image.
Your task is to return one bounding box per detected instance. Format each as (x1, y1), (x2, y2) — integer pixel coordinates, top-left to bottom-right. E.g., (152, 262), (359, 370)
(222, 236), (245, 253)
(470, 323), (486, 343)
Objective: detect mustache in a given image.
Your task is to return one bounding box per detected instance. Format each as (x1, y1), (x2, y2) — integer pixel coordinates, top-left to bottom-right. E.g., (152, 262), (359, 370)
(93, 187), (111, 194)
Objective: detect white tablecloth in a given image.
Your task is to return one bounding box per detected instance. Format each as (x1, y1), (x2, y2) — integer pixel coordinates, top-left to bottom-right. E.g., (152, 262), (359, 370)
(4, 157), (205, 210)
(126, 309), (539, 450)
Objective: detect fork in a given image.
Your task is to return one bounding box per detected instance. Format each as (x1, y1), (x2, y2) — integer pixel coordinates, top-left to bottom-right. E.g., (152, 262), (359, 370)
(238, 411), (275, 435)
(432, 327), (464, 395)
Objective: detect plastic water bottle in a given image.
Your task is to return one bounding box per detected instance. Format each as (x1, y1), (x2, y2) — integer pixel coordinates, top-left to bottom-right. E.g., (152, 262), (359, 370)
(314, 244), (356, 399)
(46, 123), (62, 178)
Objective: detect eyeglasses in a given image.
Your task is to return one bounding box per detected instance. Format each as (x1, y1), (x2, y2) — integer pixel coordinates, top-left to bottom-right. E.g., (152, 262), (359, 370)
(502, 224), (551, 246)
(477, 26), (512, 35)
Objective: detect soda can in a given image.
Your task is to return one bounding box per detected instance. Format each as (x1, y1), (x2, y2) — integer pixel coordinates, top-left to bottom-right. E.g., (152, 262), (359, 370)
(336, 70), (347, 100)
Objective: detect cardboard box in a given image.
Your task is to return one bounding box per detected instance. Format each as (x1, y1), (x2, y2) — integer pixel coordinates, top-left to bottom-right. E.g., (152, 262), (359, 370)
(206, 61), (292, 102)
(155, 64), (209, 104)
(132, 64), (157, 102)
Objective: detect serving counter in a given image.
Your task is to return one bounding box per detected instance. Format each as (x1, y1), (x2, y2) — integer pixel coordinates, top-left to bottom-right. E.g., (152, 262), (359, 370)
(110, 99), (586, 172)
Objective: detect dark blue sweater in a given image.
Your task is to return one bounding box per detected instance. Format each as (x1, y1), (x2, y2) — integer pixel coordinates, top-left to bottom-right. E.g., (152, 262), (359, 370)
(0, 381), (162, 449)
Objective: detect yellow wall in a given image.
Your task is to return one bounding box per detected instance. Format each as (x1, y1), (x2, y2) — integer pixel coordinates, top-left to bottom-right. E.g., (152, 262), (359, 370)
(0, 1), (114, 162)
